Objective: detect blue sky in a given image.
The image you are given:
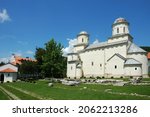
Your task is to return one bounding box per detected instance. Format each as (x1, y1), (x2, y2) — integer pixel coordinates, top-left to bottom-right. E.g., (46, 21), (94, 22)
(0, 0), (150, 59)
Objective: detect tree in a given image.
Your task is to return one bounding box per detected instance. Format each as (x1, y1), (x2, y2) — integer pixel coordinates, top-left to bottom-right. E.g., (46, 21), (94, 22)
(0, 62), (5, 66)
(41, 38), (67, 78)
(18, 60), (38, 79)
(35, 47), (46, 73)
(141, 46), (150, 52)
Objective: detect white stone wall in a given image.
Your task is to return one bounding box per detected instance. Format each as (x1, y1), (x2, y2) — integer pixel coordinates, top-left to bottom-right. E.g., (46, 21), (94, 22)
(67, 43), (127, 78)
(80, 49), (105, 77)
(105, 44), (127, 61)
(124, 65), (142, 77)
(127, 53), (148, 77)
(106, 55), (125, 77)
(76, 67), (82, 78)
(74, 45), (85, 52)
(0, 73), (17, 82)
(67, 63), (76, 78)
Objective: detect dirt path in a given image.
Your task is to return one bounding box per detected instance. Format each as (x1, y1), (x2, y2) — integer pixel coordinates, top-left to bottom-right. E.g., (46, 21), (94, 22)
(0, 85), (20, 100)
(7, 85), (53, 100)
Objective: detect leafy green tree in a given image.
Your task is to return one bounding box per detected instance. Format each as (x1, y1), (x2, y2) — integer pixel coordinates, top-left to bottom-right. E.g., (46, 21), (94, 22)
(141, 46), (150, 52)
(18, 60), (38, 75)
(35, 47), (46, 73)
(41, 38), (67, 78)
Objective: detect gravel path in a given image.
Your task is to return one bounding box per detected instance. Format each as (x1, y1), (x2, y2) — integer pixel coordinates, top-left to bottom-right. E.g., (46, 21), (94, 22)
(0, 85), (20, 100)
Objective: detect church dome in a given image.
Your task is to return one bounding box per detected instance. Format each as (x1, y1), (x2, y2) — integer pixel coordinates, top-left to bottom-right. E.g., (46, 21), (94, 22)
(114, 17), (128, 24)
(79, 31), (88, 35)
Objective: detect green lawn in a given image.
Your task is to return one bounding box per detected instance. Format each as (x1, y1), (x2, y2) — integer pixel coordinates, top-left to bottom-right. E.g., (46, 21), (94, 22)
(1, 84), (39, 100)
(0, 89), (10, 100)
(1, 80), (150, 100)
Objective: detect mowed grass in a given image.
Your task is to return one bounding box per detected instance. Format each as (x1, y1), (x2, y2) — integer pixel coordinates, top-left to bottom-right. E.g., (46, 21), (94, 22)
(2, 80), (150, 100)
(1, 84), (39, 100)
(0, 89), (10, 100)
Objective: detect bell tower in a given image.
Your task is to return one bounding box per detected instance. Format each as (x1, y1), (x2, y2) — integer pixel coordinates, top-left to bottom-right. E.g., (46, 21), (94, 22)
(112, 17), (129, 36)
(108, 17), (133, 43)
(77, 31), (89, 44)
(74, 31), (89, 52)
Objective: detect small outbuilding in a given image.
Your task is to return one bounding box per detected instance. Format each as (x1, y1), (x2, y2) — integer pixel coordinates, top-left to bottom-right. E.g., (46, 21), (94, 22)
(0, 64), (18, 83)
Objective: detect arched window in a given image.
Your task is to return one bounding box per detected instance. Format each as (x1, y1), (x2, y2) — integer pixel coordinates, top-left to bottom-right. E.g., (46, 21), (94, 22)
(117, 28), (119, 33)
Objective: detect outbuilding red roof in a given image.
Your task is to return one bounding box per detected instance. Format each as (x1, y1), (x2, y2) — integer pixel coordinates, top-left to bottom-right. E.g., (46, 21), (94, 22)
(11, 55), (37, 65)
(147, 52), (150, 60)
(0, 68), (17, 73)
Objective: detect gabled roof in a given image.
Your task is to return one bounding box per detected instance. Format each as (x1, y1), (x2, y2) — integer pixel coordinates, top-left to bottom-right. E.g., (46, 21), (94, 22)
(107, 53), (126, 62)
(0, 68), (17, 73)
(128, 43), (146, 54)
(11, 55), (37, 65)
(0, 63), (18, 73)
(125, 58), (141, 65)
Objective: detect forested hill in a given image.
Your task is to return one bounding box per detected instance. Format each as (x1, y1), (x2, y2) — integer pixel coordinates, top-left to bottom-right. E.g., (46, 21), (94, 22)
(141, 46), (150, 52)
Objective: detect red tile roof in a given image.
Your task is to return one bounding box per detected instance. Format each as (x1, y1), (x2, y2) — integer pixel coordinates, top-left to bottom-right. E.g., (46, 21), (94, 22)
(11, 56), (37, 65)
(0, 68), (17, 73)
(147, 52), (150, 60)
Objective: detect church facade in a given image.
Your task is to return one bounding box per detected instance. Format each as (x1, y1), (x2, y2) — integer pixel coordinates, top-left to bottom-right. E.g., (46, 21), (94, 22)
(67, 18), (148, 78)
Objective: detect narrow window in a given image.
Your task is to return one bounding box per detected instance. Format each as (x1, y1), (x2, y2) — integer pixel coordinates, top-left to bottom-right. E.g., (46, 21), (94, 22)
(82, 38), (84, 42)
(135, 68), (137, 70)
(100, 64), (102, 67)
(123, 27), (125, 33)
(115, 65), (117, 69)
(8, 73), (10, 76)
(71, 66), (72, 70)
(117, 28), (119, 33)
(91, 62), (94, 66)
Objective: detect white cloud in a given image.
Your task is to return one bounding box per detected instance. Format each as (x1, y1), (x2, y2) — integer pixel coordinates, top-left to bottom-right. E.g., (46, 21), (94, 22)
(0, 57), (10, 63)
(62, 38), (77, 57)
(26, 50), (34, 55)
(0, 9), (11, 23)
(93, 39), (99, 44)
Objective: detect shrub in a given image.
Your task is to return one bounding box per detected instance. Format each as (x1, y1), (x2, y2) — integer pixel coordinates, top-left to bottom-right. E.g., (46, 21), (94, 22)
(6, 81), (10, 83)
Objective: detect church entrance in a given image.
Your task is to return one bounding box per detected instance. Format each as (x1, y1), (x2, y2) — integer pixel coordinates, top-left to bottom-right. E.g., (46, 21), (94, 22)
(0, 74), (4, 83)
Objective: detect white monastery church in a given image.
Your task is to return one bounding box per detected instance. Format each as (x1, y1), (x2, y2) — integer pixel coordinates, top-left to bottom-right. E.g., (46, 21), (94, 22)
(67, 18), (148, 78)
